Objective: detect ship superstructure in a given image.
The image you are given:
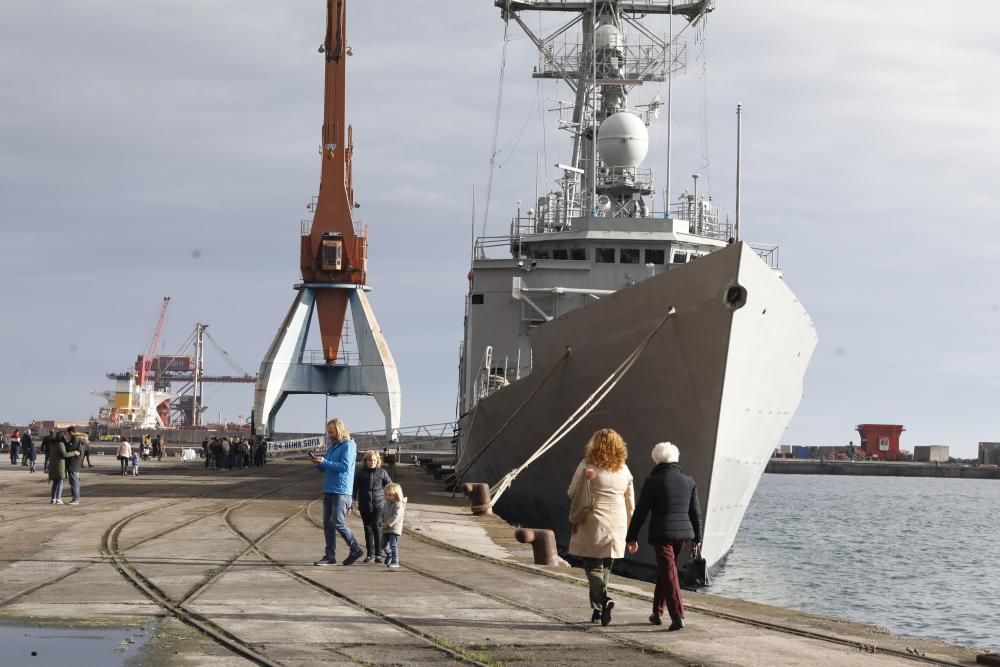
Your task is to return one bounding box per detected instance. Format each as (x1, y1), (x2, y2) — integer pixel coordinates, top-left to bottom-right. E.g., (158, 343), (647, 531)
(456, 0), (817, 576)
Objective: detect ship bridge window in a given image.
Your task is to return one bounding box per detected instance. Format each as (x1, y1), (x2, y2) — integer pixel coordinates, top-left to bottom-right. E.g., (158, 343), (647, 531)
(552, 249), (569, 260)
(645, 249), (665, 265)
(471, 293), (484, 305)
(532, 250), (550, 260)
(570, 248), (586, 261)
(672, 251), (688, 264)
(620, 248), (640, 264)
(595, 248), (616, 263)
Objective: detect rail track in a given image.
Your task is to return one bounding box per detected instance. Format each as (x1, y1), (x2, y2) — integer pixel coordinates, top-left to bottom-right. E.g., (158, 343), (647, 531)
(297, 502), (685, 661)
(401, 523), (965, 667)
(0, 466), (309, 608)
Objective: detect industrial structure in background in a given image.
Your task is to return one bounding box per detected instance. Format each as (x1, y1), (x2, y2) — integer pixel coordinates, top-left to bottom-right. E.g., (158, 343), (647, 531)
(253, 0), (401, 439)
(95, 297), (256, 430)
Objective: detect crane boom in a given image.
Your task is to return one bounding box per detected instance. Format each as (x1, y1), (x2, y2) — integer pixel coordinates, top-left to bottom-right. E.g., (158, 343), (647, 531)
(139, 297), (171, 386)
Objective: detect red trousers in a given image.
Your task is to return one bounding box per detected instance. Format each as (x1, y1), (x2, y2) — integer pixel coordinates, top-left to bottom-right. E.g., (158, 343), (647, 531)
(653, 540), (688, 621)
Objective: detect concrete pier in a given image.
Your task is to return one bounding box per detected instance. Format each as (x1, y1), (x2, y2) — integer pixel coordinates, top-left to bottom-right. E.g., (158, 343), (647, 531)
(0, 458), (983, 666)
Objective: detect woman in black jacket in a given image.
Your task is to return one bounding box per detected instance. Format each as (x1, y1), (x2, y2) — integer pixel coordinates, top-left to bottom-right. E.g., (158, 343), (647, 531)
(353, 450), (392, 562)
(625, 442), (703, 631)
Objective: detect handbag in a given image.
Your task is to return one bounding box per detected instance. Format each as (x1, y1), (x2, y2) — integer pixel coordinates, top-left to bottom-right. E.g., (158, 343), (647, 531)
(688, 542), (709, 587)
(568, 473), (594, 525)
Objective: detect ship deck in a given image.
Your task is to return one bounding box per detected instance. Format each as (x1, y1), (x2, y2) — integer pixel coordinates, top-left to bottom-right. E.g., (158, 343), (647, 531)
(0, 458), (982, 666)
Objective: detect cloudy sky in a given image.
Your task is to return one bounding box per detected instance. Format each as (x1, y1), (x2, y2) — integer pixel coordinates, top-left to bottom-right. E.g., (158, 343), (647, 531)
(1, 1), (997, 456)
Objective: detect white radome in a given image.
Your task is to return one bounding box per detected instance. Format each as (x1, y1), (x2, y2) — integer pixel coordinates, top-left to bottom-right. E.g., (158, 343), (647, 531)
(597, 112), (648, 168)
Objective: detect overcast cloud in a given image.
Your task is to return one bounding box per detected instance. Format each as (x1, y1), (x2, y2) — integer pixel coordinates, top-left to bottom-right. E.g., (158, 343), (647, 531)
(1, 1), (997, 456)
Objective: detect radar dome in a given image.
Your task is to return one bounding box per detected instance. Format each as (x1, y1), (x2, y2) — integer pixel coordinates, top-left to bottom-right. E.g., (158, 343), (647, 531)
(597, 112), (649, 168)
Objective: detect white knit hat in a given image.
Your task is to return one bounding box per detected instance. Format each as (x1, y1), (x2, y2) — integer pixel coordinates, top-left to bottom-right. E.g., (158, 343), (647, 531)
(652, 442), (679, 464)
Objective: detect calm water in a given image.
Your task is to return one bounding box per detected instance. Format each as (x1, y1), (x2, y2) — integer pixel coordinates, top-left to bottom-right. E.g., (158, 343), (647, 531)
(711, 474), (1000, 652)
(0, 624), (149, 667)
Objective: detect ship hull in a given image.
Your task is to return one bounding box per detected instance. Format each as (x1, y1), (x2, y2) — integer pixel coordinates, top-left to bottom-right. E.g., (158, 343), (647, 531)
(456, 242), (817, 576)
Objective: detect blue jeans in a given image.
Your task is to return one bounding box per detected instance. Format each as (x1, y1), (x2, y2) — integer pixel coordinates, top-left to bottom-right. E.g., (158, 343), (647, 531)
(50, 479), (63, 501)
(68, 471), (80, 501)
(322, 493), (359, 560)
(381, 533), (399, 563)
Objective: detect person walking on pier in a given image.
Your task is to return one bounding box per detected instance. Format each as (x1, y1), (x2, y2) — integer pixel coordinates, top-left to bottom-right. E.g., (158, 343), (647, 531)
(380, 482), (406, 568)
(9, 430), (20, 465)
(48, 433), (78, 505)
(626, 442), (703, 632)
(65, 427), (88, 504)
(354, 450), (392, 563)
(23, 433), (37, 473)
(117, 438), (132, 477)
(567, 428), (634, 627)
(309, 418), (363, 567)
(20, 430), (32, 467)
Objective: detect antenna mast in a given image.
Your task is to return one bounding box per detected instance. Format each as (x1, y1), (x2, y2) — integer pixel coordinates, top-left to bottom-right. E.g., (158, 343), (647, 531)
(735, 103), (742, 241)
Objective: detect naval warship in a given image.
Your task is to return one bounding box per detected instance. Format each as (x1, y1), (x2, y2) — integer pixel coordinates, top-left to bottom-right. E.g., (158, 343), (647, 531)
(455, 1), (818, 578)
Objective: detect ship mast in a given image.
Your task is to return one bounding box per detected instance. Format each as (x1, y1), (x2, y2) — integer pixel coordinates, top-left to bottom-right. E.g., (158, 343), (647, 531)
(496, 0), (713, 224)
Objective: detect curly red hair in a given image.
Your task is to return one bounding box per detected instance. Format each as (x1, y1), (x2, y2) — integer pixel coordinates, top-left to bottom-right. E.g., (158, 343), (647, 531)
(585, 428), (628, 472)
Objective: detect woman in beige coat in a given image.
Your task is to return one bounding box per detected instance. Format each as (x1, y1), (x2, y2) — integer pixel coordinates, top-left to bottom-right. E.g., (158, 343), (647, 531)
(567, 428), (634, 626)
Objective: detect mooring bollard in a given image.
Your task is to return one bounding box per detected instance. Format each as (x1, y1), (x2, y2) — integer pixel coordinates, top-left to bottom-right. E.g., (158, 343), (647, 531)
(462, 483), (492, 515)
(514, 528), (558, 565)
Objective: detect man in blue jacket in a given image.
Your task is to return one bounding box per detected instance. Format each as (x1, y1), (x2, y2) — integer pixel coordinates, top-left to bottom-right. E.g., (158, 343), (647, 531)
(310, 418), (364, 566)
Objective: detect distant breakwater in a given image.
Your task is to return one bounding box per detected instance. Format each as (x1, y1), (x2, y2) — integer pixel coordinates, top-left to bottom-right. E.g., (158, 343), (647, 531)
(766, 459), (1000, 479)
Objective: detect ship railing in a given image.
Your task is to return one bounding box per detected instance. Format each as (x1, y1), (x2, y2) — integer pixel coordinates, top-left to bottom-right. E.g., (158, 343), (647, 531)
(750, 243), (780, 268)
(600, 167), (653, 192)
(535, 38), (687, 83)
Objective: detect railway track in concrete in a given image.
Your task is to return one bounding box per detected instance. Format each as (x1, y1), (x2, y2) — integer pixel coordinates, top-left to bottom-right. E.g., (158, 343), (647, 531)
(102, 476), (319, 667)
(0, 466), (310, 609)
(295, 502), (684, 662)
(219, 498), (492, 666)
(402, 525), (966, 667)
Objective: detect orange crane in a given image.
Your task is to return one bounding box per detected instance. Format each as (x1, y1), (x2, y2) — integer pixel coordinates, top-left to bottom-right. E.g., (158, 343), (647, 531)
(253, 0), (400, 440)
(137, 297), (171, 386)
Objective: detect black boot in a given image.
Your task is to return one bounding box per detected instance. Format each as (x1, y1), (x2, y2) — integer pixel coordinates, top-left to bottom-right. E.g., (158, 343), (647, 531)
(600, 598), (615, 627)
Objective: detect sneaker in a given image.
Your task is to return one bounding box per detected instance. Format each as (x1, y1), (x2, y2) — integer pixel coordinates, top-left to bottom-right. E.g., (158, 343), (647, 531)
(374, 556), (384, 564)
(342, 548), (364, 566)
(69, 500), (80, 505)
(667, 618), (685, 632)
(591, 609), (601, 623)
(600, 598), (614, 627)
(387, 560), (400, 569)
(363, 556), (374, 563)
(313, 558), (336, 566)
(54, 500), (64, 505)
(50, 499), (56, 505)
(649, 614), (662, 626)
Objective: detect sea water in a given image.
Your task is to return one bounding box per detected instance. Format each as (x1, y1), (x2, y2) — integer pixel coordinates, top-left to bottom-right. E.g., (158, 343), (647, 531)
(711, 474), (1000, 652)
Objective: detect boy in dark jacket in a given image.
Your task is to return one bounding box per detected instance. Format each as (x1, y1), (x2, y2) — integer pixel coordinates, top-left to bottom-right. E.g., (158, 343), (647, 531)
(626, 442), (703, 631)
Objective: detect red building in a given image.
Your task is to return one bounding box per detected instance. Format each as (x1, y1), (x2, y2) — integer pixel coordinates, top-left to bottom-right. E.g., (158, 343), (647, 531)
(856, 424), (905, 461)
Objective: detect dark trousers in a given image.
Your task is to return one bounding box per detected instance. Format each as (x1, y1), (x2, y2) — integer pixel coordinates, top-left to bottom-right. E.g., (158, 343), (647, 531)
(653, 540), (688, 622)
(321, 493), (359, 560)
(360, 506), (384, 557)
(582, 557), (614, 611)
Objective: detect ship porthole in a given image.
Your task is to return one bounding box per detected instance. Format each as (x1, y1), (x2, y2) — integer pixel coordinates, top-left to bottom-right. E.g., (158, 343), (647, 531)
(723, 283), (748, 311)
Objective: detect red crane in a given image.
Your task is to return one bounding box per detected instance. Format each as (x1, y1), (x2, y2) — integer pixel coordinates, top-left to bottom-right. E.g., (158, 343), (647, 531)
(137, 297), (171, 386)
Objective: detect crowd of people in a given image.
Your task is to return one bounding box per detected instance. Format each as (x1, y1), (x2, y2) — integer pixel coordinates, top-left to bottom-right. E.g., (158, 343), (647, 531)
(202, 436), (267, 471)
(310, 419), (406, 568)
